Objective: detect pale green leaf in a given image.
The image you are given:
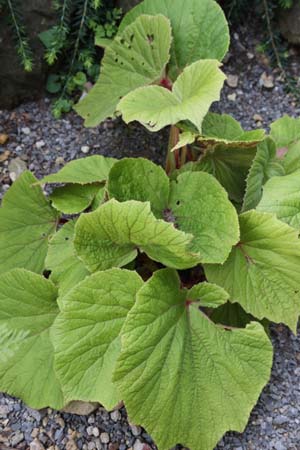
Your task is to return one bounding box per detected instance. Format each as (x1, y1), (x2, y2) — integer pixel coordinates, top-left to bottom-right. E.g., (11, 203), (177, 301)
(91, 186), (106, 210)
(118, 60), (226, 132)
(53, 269), (143, 410)
(119, 0), (230, 79)
(107, 158), (169, 217)
(175, 113), (263, 152)
(188, 281), (229, 308)
(242, 138), (285, 212)
(74, 199), (201, 271)
(171, 131), (196, 151)
(0, 171), (59, 275)
(0, 269), (63, 409)
(39, 156), (116, 185)
(270, 115), (300, 148)
(50, 184), (101, 214)
(257, 169), (300, 229)
(114, 269), (273, 450)
(75, 15), (172, 127)
(169, 172), (239, 263)
(186, 145), (257, 204)
(199, 113), (265, 146)
(205, 210), (300, 332)
(46, 221), (90, 297)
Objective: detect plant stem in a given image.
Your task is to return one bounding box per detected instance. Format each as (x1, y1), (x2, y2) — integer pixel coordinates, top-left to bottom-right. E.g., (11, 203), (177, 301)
(165, 125), (179, 174)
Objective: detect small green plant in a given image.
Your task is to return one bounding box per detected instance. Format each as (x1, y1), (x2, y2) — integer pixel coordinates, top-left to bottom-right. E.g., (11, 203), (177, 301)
(0, 0), (33, 71)
(39, 0), (122, 118)
(1, 1), (300, 450)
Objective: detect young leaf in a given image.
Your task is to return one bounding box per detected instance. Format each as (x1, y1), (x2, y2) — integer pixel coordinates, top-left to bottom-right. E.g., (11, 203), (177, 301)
(0, 269), (63, 409)
(169, 172), (240, 264)
(50, 183), (101, 214)
(75, 14), (172, 127)
(200, 113), (265, 146)
(118, 60), (226, 132)
(205, 210), (300, 333)
(242, 138), (285, 212)
(74, 199), (201, 271)
(257, 169), (300, 230)
(114, 269), (273, 450)
(119, 0), (230, 80)
(46, 221), (90, 298)
(53, 269), (143, 411)
(38, 155), (116, 185)
(0, 171), (59, 275)
(107, 158), (169, 217)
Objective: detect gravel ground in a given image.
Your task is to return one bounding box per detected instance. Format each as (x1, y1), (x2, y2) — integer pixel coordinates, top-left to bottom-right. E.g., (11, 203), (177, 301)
(1, 21), (300, 450)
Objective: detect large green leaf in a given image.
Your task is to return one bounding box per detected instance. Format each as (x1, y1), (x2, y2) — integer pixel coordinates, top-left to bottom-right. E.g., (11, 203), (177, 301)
(107, 158), (169, 217)
(257, 169), (300, 229)
(114, 269), (272, 450)
(53, 269), (143, 411)
(0, 269), (63, 409)
(0, 171), (59, 275)
(118, 60), (226, 132)
(169, 172), (239, 263)
(119, 0), (230, 80)
(178, 143), (257, 204)
(46, 221), (90, 297)
(270, 115), (300, 175)
(205, 210), (300, 332)
(270, 115), (300, 147)
(177, 113), (265, 149)
(75, 15), (172, 127)
(242, 138), (285, 212)
(50, 184), (101, 214)
(39, 156), (116, 185)
(74, 199), (201, 271)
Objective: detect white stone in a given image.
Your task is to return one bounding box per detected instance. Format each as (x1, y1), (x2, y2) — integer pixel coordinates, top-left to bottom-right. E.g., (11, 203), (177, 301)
(35, 140), (46, 149)
(133, 439), (144, 450)
(21, 127), (30, 135)
(110, 409), (121, 422)
(100, 432), (110, 444)
(81, 145), (90, 154)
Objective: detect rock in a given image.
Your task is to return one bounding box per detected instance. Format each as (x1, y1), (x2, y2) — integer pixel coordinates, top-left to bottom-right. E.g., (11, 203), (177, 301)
(62, 401), (99, 416)
(30, 438), (45, 450)
(259, 72), (274, 89)
(274, 442), (287, 450)
(273, 415), (289, 426)
(100, 432), (110, 444)
(8, 157), (27, 181)
(0, 133), (9, 144)
(133, 439), (144, 450)
(36, 140), (46, 149)
(130, 425), (141, 437)
(279, 1), (300, 44)
(81, 145), (90, 154)
(110, 409), (121, 422)
(92, 427), (100, 437)
(226, 74), (239, 88)
(227, 93), (236, 102)
(0, 150), (10, 162)
(10, 431), (24, 447)
(21, 127), (31, 135)
(66, 439), (78, 450)
(0, 1), (57, 109)
(253, 113), (263, 122)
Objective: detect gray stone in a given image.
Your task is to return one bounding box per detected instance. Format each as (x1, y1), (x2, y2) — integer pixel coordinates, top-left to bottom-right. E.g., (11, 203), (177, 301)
(279, 1), (300, 44)
(100, 432), (110, 444)
(10, 431), (24, 446)
(273, 415), (289, 426)
(62, 401), (99, 416)
(0, 0), (56, 109)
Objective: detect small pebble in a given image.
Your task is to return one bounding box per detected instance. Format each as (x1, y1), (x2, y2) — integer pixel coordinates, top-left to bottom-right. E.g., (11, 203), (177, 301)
(81, 145), (90, 154)
(100, 432), (110, 444)
(111, 410), (121, 422)
(21, 127), (31, 135)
